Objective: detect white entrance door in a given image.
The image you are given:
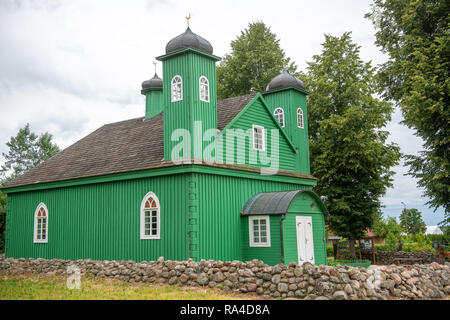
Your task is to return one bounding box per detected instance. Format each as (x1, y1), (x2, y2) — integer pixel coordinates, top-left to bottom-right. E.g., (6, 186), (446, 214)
(296, 216), (315, 265)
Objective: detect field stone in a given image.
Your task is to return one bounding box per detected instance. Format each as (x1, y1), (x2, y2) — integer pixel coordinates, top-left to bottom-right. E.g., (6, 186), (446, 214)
(294, 267), (303, 277)
(390, 273), (402, 285)
(1, 255), (449, 300)
(277, 283), (288, 293)
(333, 290), (347, 300)
(197, 273), (209, 286)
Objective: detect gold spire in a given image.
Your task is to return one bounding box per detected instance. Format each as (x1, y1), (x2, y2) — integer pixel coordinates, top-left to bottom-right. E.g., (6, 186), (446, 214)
(186, 13), (191, 27)
(282, 58), (287, 69)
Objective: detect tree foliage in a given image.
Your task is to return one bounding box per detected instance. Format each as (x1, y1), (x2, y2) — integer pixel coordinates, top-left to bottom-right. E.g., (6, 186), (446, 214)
(373, 215), (403, 239)
(216, 21), (298, 99)
(0, 123), (60, 183)
(366, 0), (450, 224)
(304, 32), (402, 256)
(400, 208), (427, 235)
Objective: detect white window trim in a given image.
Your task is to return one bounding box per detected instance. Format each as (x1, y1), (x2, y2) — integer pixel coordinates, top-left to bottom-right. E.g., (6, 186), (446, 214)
(252, 124), (266, 151)
(274, 107), (285, 127)
(199, 75), (210, 103)
(33, 203), (48, 244)
(171, 75), (183, 102)
(297, 107), (304, 129)
(249, 215), (271, 247)
(140, 191), (161, 240)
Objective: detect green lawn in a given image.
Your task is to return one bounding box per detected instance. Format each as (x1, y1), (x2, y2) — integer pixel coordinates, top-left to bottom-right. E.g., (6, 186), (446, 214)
(0, 273), (257, 300)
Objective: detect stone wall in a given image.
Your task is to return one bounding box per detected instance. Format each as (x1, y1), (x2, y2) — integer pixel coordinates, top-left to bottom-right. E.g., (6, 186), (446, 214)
(0, 254), (449, 300)
(361, 251), (445, 265)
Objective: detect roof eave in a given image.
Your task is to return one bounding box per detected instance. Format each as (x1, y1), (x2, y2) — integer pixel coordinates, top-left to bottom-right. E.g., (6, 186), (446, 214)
(156, 48), (221, 62)
(262, 86), (311, 96)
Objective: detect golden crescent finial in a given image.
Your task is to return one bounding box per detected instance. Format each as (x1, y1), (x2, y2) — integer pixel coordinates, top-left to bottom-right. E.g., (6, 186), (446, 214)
(186, 13), (191, 27)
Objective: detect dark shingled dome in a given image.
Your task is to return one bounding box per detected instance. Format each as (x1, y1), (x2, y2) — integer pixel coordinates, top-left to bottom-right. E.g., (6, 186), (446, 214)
(165, 27), (213, 55)
(266, 69), (306, 91)
(142, 73), (163, 90)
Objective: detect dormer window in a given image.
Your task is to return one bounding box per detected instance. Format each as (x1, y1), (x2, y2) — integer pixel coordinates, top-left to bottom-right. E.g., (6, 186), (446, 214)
(199, 76), (209, 102)
(274, 108), (285, 127)
(252, 125), (265, 151)
(171, 75), (183, 102)
(297, 108), (304, 129)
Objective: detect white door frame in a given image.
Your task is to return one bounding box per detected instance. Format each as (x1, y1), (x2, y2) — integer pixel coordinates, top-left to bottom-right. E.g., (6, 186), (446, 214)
(296, 216), (315, 265)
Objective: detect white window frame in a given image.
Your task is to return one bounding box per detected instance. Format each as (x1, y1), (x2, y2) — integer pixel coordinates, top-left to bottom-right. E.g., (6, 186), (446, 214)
(297, 107), (304, 129)
(252, 125), (265, 151)
(140, 192), (161, 240)
(199, 76), (210, 103)
(274, 107), (285, 127)
(33, 203), (48, 243)
(171, 75), (183, 102)
(249, 216), (271, 247)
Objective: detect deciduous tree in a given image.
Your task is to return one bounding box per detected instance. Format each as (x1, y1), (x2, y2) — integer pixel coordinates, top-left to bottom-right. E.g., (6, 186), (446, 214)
(366, 0), (450, 225)
(216, 21), (297, 99)
(304, 32), (402, 258)
(400, 208), (427, 235)
(0, 123), (60, 183)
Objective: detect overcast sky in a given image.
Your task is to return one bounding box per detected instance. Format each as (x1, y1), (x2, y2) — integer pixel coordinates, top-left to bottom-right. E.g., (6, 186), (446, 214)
(0, 0), (445, 225)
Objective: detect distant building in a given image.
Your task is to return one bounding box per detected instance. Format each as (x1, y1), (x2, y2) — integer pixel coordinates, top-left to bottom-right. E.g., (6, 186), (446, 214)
(425, 226), (443, 235)
(364, 228), (385, 245)
(326, 229), (385, 246)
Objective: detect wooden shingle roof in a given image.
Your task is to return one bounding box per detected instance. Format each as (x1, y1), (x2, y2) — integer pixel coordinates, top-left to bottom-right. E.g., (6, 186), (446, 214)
(3, 93), (258, 189)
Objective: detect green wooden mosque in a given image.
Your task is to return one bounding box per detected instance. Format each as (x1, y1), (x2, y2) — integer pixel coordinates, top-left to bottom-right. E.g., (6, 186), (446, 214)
(3, 22), (328, 266)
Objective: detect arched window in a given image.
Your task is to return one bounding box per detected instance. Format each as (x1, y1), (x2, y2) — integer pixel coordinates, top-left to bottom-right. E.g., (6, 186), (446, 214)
(34, 203), (48, 243)
(171, 75), (183, 102)
(274, 108), (285, 127)
(140, 192), (160, 239)
(199, 76), (209, 102)
(297, 108), (304, 129)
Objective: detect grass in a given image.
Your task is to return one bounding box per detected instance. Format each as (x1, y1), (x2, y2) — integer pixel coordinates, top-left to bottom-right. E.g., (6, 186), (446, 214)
(0, 273), (259, 300)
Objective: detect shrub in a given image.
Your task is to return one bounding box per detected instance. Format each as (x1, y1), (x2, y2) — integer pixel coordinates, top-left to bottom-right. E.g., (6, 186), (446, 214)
(427, 234), (445, 243)
(326, 245), (334, 258)
(385, 233), (398, 251)
(401, 234), (434, 252)
(374, 244), (389, 251)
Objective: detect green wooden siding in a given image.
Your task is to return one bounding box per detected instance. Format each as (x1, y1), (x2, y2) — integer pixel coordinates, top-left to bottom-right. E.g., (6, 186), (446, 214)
(144, 89), (163, 119)
(218, 97), (297, 172)
(5, 174), (189, 261)
(195, 172), (310, 262)
(162, 51), (218, 161)
(241, 215), (282, 265)
(5, 166), (319, 263)
(263, 89), (310, 174)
